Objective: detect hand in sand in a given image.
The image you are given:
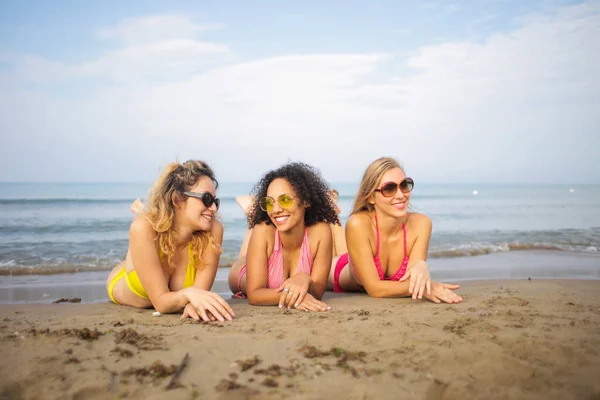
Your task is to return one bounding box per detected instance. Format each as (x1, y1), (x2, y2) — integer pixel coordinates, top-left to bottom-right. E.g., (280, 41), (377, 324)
(181, 288), (235, 322)
(424, 281), (462, 304)
(276, 272), (311, 309)
(399, 260), (431, 300)
(295, 293), (331, 312)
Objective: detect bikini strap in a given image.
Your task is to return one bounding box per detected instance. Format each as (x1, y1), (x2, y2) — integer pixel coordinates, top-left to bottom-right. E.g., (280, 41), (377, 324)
(374, 213), (381, 258)
(402, 223), (407, 256)
(299, 228), (313, 272)
(273, 228), (282, 251)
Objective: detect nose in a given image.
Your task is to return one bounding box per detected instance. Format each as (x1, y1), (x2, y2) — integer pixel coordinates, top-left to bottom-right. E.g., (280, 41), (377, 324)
(393, 186), (407, 199)
(271, 200), (283, 214)
(208, 201), (218, 212)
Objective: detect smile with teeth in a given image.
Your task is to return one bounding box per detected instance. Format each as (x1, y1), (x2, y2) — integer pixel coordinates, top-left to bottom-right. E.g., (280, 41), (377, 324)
(273, 215), (290, 224)
(202, 214), (213, 220)
(392, 201), (406, 209)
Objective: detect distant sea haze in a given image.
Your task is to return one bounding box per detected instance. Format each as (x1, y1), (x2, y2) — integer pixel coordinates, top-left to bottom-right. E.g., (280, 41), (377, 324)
(0, 182), (599, 275)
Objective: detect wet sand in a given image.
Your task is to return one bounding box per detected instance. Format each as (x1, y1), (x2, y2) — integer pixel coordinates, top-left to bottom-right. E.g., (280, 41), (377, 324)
(2, 250), (599, 304)
(1, 279), (600, 399)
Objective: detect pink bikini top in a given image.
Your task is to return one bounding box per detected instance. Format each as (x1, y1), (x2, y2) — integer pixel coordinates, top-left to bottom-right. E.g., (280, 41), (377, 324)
(236, 227), (313, 295)
(373, 214), (409, 280)
(266, 228), (313, 288)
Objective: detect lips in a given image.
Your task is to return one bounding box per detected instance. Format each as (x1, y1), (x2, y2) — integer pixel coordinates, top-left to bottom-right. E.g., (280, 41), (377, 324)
(201, 214), (214, 221)
(392, 201), (406, 210)
(273, 215), (290, 225)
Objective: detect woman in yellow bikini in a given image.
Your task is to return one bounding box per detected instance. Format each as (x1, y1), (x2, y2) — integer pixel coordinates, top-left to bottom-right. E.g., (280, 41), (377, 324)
(106, 160), (235, 322)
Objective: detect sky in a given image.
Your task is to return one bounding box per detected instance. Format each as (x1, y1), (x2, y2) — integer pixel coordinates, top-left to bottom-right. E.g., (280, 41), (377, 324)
(0, 0), (599, 184)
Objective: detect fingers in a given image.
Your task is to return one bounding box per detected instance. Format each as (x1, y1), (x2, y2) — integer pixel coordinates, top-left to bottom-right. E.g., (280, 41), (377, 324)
(287, 290), (301, 309)
(278, 291), (288, 309)
(414, 274), (425, 299)
(399, 270), (410, 282)
(196, 306), (210, 323)
(426, 279), (432, 296)
(204, 303), (226, 322)
(180, 308), (189, 321)
(208, 299), (233, 322)
(185, 306), (201, 321)
(210, 293), (235, 319)
(425, 293), (441, 304)
(443, 283), (460, 290)
(294, 290), (307, 308)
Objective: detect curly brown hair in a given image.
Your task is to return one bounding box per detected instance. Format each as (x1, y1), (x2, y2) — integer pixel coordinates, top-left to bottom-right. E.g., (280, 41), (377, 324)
(247, 162), (340, 228)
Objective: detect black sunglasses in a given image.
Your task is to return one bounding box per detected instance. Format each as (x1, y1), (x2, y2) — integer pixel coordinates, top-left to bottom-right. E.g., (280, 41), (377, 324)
(183, 191), (220, 210)
(374, 178), (415, 197)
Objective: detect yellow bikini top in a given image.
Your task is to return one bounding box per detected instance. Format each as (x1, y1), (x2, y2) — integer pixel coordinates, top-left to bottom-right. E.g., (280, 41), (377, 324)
(126, 244), (196, 299)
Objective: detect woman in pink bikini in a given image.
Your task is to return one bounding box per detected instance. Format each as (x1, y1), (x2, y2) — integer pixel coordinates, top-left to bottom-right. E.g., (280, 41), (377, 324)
(328, 157), (462, 303)
(228, 162), (340, 311)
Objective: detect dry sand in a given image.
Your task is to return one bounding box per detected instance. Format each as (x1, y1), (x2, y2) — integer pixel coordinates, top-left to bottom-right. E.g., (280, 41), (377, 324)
(1, 279), (599, 400)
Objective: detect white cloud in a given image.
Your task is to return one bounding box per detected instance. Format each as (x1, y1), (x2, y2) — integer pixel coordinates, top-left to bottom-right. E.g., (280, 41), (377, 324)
(98, 15), (223, 44)
(0, 4), (599, 183)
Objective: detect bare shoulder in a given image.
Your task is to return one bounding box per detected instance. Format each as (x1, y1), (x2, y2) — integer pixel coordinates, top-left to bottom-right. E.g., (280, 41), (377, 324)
(346, 212), (372, 231)
(407, 212), (432, 232)
(251, 222), (276, 239)
(129, 216), (156, 239)
(211, 219), (224, 236)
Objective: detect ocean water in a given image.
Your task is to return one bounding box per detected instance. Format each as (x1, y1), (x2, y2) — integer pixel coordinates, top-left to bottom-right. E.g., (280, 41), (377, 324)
(1, 182), (599, 276)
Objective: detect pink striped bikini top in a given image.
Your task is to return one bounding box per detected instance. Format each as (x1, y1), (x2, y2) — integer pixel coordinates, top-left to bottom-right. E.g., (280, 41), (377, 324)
(266, 228), (313, 288)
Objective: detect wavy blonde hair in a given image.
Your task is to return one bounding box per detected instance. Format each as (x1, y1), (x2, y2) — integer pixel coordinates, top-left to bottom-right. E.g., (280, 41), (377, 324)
(144, 160), (221, 272)
(351, 157), (403, 216)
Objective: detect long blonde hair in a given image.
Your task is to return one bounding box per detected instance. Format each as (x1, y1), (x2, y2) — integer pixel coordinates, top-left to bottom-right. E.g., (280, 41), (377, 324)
(351, 157), (403, 216)
(144, 160), (221, 272)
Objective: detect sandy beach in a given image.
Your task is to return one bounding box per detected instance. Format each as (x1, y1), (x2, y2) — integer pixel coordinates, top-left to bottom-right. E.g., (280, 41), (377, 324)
(1, 279), (599, 400)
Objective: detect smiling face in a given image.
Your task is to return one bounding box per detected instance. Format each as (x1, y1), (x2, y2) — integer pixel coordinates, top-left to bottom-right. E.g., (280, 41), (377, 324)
(372, 167), (410, 218)
(179, 175), (218, 231)
(265, 178), (306, 233)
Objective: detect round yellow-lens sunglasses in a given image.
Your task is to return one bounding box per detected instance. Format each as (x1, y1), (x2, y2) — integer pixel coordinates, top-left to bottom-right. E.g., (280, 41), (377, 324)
(259, 193), (295, 212)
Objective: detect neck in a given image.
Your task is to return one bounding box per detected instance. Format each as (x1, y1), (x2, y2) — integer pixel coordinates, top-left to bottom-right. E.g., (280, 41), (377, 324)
(374, 209), (407, 236)
(172, 214), (194, 249)
(278, 222), (305, 250)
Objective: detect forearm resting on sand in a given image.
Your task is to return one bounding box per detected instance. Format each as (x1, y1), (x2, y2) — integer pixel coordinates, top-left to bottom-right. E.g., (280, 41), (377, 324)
(247, 288), (282, 306)
(307, 280), (326, 300)
(364, 280), (412, 298)
(152, 289), (190, 314)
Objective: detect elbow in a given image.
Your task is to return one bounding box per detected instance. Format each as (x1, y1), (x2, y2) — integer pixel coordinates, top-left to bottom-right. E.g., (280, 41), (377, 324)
(368, 291), (386, 299)
(154, 303), (170, 314)
(364, 285), (384, 298)
(247, 291), (260, 306)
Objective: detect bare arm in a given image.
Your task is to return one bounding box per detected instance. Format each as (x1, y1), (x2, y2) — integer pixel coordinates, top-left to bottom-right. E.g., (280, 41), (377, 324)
(406, 214), (432, 269)
(246, 224), (281, 306)
(346, 213), (411, 298)
(129, 218), (190, 314)
(192, 221), (224, 291)
(305, 223), (332, 300)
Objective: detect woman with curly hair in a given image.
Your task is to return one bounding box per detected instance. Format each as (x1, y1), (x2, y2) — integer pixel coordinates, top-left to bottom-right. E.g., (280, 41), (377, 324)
(328, 157), (463, 304)
(106, 160), (235, 322)
(228, 162), (340, 311)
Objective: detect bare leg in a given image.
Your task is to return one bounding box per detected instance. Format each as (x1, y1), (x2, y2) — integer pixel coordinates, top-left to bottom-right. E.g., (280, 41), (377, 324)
(131, 198), (144, 215)
(236, 195), (255, 216)
(228, 257), (247, 295)
(236, 195), (255, 258)
(326, 256), (364, 292)
(238, 229), (253, 258)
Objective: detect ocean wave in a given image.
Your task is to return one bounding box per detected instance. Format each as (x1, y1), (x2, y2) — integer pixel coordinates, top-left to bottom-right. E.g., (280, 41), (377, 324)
(0, 220), (130, 235)
(0, 198), (139, 205)
(429, 242), (598, 258)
